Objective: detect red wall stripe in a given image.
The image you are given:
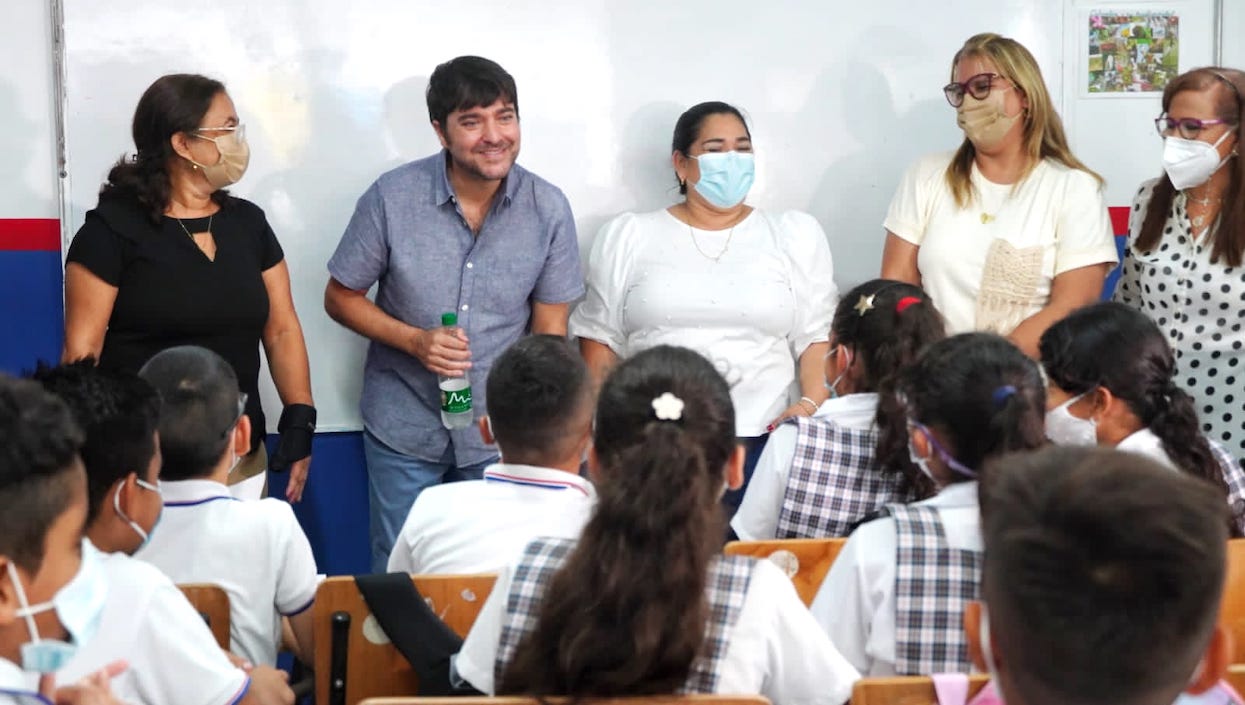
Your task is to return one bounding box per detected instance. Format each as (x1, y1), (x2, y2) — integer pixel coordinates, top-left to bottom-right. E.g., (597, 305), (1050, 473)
(1108, 206), (1130, 236)
(0, 218), (60, 252)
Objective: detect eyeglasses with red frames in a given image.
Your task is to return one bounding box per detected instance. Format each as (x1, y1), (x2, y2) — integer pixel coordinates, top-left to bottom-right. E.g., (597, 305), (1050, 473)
(1154, 114), (1235, 140)
(943, 72), (1012, 108)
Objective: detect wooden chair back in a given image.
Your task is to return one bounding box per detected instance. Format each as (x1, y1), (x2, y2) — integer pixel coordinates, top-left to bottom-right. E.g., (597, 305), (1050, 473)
(1221, 538), (1245, 663)
(313, 573), (497, 705)
(723, 538), (847, 606)
(358, 696), (772, 705)
(177, 583), (231, 651)
(850, 674), (990, 705)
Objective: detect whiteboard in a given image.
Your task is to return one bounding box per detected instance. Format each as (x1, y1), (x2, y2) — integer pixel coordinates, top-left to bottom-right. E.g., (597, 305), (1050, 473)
(59, 0), (1063, 432)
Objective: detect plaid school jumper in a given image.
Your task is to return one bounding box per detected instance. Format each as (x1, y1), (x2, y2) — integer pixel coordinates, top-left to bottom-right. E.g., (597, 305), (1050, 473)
(882, 503), (982, 675)
(493, 537), (755, 692)
(1210, 439), (1245, 534)
(777, 416), (910, 538)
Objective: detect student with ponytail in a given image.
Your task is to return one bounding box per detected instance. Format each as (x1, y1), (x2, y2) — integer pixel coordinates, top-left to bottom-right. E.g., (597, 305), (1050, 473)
(733, 279), (946, 540)
(812, 333), (1046, 676)
(1039, 301), (1245, 533)
(455, 346), (859, 702)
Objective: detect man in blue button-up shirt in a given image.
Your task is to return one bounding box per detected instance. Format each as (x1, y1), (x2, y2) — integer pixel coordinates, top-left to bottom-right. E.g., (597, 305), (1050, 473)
(324, 56), (584, 572)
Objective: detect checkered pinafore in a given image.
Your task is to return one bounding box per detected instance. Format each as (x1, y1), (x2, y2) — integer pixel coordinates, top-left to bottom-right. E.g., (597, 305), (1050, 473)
(883, 503), (982, 675)
(1210, 439), (1245, 534)
(493, 537), (755, 692)
(776, 416), (909, 538)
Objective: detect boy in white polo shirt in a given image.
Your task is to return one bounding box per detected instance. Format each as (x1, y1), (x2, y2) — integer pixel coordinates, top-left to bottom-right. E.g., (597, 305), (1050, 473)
(36, 361), (294, 705)
(387, 335), (595, 575)
(134, 346), (318, 669)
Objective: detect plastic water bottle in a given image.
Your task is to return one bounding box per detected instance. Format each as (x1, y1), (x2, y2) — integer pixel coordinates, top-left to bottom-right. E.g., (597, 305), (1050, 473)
(438, 312), (474, 429)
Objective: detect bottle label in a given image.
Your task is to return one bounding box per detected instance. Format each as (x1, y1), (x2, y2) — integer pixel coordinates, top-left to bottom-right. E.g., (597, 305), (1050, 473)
(441, 386), (473, 414)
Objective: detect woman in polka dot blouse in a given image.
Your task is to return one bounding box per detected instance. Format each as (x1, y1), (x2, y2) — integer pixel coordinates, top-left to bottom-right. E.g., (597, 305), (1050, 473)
(1116, 67), (1245, 459)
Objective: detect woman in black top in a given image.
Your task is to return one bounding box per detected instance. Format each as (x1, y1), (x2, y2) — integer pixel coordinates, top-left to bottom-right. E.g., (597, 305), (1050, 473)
(62, 73), (316, 502)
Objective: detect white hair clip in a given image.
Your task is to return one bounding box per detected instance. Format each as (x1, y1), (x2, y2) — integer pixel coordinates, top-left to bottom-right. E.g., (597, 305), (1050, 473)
(651, 392), (685, 422)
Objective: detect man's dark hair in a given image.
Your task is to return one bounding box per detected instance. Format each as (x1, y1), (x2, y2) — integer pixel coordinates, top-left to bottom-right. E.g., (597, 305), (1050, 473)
(0, 374), (85, 573)
(33, 360), (160, 523)
(138, 346), (242, 482)
(426, 56), (518, 128)
(485, 335), (590, 466)
(980, 446), (1228, 705)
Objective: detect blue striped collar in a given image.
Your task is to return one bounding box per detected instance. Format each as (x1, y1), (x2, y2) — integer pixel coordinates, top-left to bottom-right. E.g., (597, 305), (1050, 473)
(482, 463), (594, 498)
(159, 479), (239, 507)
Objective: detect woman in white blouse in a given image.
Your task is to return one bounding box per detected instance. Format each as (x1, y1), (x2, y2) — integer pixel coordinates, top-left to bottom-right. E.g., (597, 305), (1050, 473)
(1115, 67), (1245, 460)
(880, 32), (1118, 356)
(570, 101), (838, 513)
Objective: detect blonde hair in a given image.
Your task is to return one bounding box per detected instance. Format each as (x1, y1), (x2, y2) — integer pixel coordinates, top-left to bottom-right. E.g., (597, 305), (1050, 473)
(945, 33), (1103, 208)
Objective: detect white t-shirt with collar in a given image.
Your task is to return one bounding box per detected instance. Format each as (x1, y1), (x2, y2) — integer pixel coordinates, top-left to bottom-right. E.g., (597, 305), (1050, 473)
(885, 151), (1117, 335)
(569, 208), (839, 437)
(455, 554), (860, 704)
(57, 549), (250, 705)
(811, 481), (981, 676)
(133, 479), (319, 666)
(387, 463), (597, 575)
(1116, 428), (1178, 469)
(732, 393), (879, 541)
(0, 658), (42, 705)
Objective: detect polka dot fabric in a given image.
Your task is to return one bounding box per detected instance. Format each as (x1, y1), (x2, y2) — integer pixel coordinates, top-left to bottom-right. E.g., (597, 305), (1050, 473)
(1116, 179), (1245, 460)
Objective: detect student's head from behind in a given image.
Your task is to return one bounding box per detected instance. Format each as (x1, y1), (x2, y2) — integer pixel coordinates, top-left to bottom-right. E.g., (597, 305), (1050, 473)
(501, 345), (743, 696)
(0, 374), (92, 665)
(825, 279), (946, 397)
(479, 335), (592, 471)
(1039, 302), (1224, 490)
(138, 346), (250, 482)
(426, 56), (519, 182)
(899, 333), (1045, 489)
(971, 446), (1230, 705)
(33, 360), (163, 555)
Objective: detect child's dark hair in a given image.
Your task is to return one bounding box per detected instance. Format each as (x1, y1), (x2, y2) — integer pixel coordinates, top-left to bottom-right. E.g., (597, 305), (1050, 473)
(980, 446), (1227, 705)
(0, 374), (85, 573)
(426, 56), (518, 128)
(486, 335), (591, 465)
(32, 360), (161, 523)
(1039, 301), (1227, 495)
(138, 346), (243, 481)
(671, 101), (750, 194)
(501, 345), (736, 696)
(836, 280), (946, 497)
(899, 333), (1046, 481)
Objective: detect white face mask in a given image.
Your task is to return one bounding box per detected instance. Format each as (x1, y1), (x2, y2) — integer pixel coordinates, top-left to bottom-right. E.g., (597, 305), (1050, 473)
(8, 539), (108, 673)
(1162, 131), (1235, 190)
(1045, 392), (1098, 447)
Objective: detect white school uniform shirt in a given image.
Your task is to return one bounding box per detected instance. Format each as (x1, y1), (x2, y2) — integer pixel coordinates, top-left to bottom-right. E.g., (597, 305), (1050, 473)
(58, 549), (250, 705)
(885, 151), (1117, 335)
(1116, 428), (1178, 469)
(455, 553), (860, 704)
(387, 463), (597, 575)
(569, 208), (838, 437)
(811, 481), (981, 676)
(732, 393), (879, 541)
(0, 658), (41, 705)
(134, 479), (319, 666)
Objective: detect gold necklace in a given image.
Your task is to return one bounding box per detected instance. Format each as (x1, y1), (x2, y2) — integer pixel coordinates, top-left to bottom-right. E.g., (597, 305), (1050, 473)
(688, 222), (735, 263)
(176, 213), (214, 241)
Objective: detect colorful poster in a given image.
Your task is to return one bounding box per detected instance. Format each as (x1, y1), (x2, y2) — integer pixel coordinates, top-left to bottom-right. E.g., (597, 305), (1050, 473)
(1088, 12), (1179, 94)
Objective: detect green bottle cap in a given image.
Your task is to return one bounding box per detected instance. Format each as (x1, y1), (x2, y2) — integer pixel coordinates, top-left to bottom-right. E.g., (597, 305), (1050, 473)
(441, 312), (458, 327)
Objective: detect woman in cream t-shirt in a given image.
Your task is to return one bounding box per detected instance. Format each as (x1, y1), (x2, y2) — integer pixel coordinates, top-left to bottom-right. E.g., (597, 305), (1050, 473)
(881, 32), (1117, 355)
(570, 101), (838, 513)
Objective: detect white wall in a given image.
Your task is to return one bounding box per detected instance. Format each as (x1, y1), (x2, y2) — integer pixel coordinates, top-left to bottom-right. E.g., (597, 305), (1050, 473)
(1, 0), (57, 220)
(1224, 0), (1245, 68)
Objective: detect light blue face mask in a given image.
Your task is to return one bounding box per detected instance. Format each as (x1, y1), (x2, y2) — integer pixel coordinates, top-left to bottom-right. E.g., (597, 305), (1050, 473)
(8, 539), (108, 673)
(114, 477), (163, 550)
(692, 151), (755, 208)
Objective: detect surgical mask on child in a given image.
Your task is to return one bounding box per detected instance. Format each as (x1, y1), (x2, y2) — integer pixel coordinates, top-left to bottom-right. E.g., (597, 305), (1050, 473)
(691, 151), (755, 208)
(7, 539), (108, 673)
(1045, 393), (1098, 447)
(908, 422), (977, 487)
(1162, 131), (1235, 190)
(957, 93), (1019, 150)
(824, 345), (852, 399)
(113, 478), (163, 548)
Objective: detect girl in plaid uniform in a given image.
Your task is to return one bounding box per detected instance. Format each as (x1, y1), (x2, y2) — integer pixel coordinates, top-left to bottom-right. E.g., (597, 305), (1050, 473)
(455, 346), (859, 702)
(1040, 302), (1245, 535)
(733, 279), (946, 540)
(811, 333), (1045, 676)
